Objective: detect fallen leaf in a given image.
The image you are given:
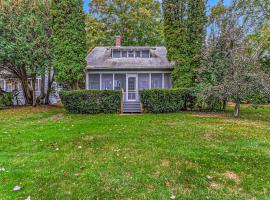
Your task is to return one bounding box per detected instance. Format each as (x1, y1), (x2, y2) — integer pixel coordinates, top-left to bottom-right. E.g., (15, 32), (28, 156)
(13, 185), (22, 192)
(25, 196), (31, 200)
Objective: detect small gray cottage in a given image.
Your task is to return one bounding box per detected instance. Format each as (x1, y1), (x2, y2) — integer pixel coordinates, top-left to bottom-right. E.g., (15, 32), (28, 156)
(85, 36), (175, 112)
(0, 70), (60, 105)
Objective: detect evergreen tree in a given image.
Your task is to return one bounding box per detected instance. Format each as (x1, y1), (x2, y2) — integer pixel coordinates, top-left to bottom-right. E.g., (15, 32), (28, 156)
(163, 0), (207, 88)
(0, 0), (52, 106)
(51, 0), (86, 88)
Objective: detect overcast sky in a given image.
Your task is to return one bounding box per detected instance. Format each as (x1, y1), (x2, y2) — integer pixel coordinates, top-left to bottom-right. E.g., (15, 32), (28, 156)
(83, 0), (231, 12)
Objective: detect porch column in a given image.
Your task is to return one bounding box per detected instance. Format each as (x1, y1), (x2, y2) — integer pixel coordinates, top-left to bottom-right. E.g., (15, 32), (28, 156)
(4, 80), (6, 91)
(149, 73), (151, 89)
(162, 73), (165, 89)
(99, 74), (102, 90)
(113, 73), (115, 90)
(85, 72), (89, 90)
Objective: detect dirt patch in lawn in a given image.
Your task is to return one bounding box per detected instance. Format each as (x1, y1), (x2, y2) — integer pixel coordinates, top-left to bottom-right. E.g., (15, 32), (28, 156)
(202, 132), (220, 141)
(1, 105), (61, 114)
(210, 182), (222, 190)
(257, 104), (270, 107)
(49, 113), (64, 121)
(224, 171), (240, 183)
(192, 112), (226, 118)
(161, 159), (170, 167)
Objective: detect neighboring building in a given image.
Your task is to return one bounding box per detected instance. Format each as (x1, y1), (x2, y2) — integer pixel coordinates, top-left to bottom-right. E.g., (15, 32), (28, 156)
(0, 70), (60, 105)
(85, 36), (175, 113)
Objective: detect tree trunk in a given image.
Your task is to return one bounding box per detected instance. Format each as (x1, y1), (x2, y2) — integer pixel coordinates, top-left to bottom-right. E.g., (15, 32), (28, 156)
(36, 74), (46, 105)
(222, 99), (227, 111)
(45, 73), (54, 105)
(20, 78), (32, 105)
(233, 101), (240, 118)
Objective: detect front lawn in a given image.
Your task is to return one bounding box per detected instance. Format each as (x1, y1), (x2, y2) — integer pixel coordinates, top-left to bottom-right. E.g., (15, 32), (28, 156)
(0, 105), (270, 199)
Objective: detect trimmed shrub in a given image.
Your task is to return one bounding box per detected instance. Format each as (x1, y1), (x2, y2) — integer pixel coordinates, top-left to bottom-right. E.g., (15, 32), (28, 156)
(0, 92), (13, 109)
(140, 88), (194, 113)
(60, 90), (121, 114)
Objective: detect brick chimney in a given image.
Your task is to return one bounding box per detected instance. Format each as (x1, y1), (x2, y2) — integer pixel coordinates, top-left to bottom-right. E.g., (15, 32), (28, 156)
(115, 36), (121, 46)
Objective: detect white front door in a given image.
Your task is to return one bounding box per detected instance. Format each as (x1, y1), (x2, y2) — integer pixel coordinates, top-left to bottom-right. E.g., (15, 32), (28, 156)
(126, 74), (138, 101)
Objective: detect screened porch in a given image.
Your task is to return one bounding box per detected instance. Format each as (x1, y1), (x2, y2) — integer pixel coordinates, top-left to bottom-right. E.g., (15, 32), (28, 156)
(86, 72), (172, 102)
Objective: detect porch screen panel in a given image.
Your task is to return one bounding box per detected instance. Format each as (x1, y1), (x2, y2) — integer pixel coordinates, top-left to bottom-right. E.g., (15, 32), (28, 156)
(114, 74), (126, 91)
(89, 74), (100, 90)
(138, 73), (149, 90)
(102, 74), (113, 90)
(151, 73), (162, 88)
(164, 73), (172, 88)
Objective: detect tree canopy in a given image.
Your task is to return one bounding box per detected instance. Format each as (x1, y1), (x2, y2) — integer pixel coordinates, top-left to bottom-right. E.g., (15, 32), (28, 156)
(197, 1), (270, 117)
(87, 0), (164, 49)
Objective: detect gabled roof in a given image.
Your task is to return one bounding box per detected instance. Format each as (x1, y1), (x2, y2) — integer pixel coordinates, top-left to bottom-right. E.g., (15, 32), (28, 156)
(86, 46), (175, 70)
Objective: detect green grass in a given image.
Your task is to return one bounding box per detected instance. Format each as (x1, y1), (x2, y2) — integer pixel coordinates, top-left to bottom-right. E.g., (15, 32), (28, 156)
(0, 105), (270, 199)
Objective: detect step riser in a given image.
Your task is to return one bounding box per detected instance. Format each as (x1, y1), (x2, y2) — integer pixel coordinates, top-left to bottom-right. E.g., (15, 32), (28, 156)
(124, 106), (141, 109)
(123, 102), (142, 113)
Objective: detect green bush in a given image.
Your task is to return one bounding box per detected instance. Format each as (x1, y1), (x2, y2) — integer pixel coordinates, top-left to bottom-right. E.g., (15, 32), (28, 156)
(140, 88), (194, 113)
(194, 93), (225, 111)
(190, 84), (226, 112)
(0, 92), (13, 109)
(60, 90), (121, 114)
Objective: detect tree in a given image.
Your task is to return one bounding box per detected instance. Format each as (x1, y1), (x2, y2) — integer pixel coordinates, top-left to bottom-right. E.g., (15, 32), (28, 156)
(0, 0), (53, 106)
(85, 15), (106, 53)
(51, 0), (86, 89)
(199, 3), (270, 117)
(232, 0), (270, 75)
(163, 0), (207, 88)
(88, 0), (163, 49)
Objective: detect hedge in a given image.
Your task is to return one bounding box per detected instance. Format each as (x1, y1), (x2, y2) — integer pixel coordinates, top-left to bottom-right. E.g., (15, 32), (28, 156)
(140, 88), (195, 113)
(0, 92), (13, 109)
(60, 90), (121, 114)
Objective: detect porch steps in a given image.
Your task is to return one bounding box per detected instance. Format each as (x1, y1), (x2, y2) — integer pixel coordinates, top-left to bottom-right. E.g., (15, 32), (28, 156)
(123, 102), (142, 113)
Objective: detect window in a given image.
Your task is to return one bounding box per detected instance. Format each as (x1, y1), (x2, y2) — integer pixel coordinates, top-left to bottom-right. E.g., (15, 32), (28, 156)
(138, 74), (150, 90)
(128, 50), (134, 58)
(6, 81), (13, 92)
(35, 79), (41, 91)
(112, 50), (120, 58)
(0, 80), (4, 90)
(89, 74), (100, 90)
(164, 73), (172, 88)
(14, 81), (22, 91)
(151, 73), (162, 88)
(102, 74), (113, 90)
(114, 74), (126, 91)
(135, 51), (141, 58)
(142, 50), (150, 58)
(122, 51), (127, 57)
